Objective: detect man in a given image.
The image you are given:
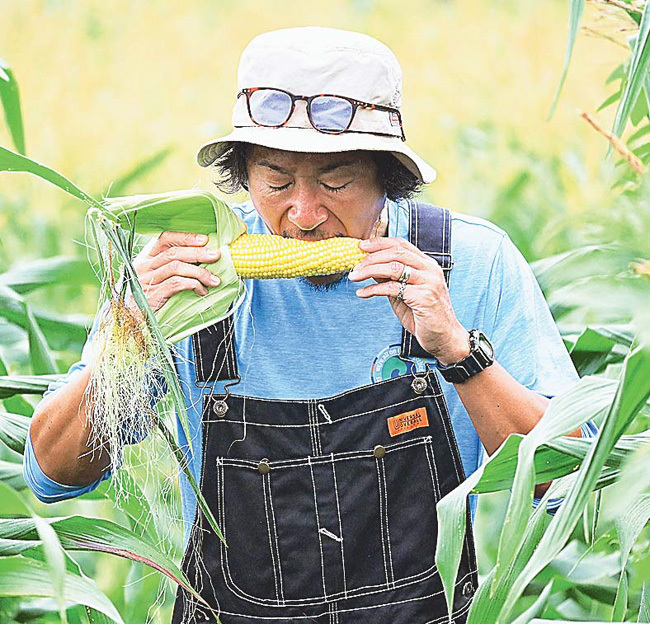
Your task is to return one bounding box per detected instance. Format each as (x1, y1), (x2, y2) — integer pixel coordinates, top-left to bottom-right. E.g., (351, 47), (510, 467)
(25, 27), (590, 623)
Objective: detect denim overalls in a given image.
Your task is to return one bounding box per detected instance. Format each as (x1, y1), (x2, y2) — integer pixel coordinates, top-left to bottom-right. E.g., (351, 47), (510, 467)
(172, 203), (478, 624)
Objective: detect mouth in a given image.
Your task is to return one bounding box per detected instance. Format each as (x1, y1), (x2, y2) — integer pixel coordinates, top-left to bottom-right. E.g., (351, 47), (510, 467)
(282, 229), (344, 241)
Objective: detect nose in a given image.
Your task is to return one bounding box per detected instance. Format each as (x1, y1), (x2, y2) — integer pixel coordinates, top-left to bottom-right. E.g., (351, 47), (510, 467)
(287, 185), (328, 231)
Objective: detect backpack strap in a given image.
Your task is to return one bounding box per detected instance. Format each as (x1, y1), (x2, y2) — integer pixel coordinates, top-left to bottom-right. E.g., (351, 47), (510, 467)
(400, 200), (453, 360)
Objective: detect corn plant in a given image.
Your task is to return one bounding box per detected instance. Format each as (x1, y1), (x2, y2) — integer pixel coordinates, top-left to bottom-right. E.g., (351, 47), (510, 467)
(1, 2), (649, 621)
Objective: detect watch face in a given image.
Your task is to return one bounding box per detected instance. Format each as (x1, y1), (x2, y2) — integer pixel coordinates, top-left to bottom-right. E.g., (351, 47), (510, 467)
(478, 333), (494, 359)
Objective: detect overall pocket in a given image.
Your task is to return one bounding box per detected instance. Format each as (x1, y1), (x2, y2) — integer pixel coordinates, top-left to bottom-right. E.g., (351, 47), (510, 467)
(215, 436), (441, 607)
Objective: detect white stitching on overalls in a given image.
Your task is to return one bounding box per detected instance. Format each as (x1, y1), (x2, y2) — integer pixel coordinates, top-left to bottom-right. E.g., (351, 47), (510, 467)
(380, 457), (396, 589)
(308, 455), (328, 599)
(375, 459), (390, 587)
(330, 458), (348, 599)
(262, 472), (281, 604)
(267, 472), (285, 604)
(317, 403), (333, 424)
(424, 440), (442, 502)
(209, 571), (477, 619)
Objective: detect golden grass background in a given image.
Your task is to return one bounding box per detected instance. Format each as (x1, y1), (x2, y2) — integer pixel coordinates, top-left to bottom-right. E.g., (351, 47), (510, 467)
(1, 0), (628, 219)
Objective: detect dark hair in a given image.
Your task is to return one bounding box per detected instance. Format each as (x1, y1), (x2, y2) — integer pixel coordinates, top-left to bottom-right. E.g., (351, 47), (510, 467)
(211, 142), (423, 201)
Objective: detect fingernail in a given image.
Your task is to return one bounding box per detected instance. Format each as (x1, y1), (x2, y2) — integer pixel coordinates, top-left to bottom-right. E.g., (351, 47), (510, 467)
(359, 240), (371, 250)
(206, 249), (220, 260)
(210, 275), (221, 286)
(196, 234), (208, 244)
(348, 268), (358, 279)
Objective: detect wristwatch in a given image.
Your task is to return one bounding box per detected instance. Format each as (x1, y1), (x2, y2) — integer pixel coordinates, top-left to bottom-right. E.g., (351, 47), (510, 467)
(436, 329), (494, 384)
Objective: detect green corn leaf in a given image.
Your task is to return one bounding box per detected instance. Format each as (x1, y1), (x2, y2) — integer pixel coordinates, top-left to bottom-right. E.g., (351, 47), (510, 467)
(0, 408), (30, 454)
(0, 286), (58, 374)
(0, 515), (211, 611)
(531, 621), (616, 623)
(0, 458), (26, 489)
(510, 581), (554, 624)
(0, 374), (60, 399)
(0, 145), (103, 210)
(469, 465), (622, 623)
(612, 3), (650, 139)
(435, 374), (637, 616)
(497, 344), (650, 623)
(639, 581), (650, 622)
(0, 484), (68, 622)
(569, 326), (622, 375)
(104, 146), (173, 198)
(468, 480), (562, 624)
(0, 59), (25, 155)
(0, 353), (36, 416)
(0, 256), (96, 295)
(0, 556), (123, 624)
(532, 244), (639, 294)
(494, 375), (615, 588)
(548, 0), (585, 118)
(612, 494), (650, 620)
(1, 309), (90, 354)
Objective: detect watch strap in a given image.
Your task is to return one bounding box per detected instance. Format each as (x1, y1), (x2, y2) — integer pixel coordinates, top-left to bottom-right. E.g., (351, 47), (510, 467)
(436, 330), (494, 384)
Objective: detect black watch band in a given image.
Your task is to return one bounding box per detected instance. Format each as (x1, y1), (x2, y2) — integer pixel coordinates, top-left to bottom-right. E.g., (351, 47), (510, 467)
(436, 329), (494, 384)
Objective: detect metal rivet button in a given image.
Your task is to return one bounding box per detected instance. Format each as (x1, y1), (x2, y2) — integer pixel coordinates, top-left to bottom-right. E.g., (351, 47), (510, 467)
(257, 459), (271, 475)
(411, 377), (428, 394)
(373, 445), (386, 459)
(462, 580), (474, 597)
(213, 400), (228, 417)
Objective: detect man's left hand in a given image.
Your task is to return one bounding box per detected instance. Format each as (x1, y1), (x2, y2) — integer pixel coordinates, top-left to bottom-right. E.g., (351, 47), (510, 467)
(349, 237), (470, 365)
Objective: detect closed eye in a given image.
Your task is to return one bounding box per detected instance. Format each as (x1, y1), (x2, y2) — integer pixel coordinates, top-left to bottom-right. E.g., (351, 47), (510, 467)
(268, 183), (291, 192)
(322, 183), (349, 193)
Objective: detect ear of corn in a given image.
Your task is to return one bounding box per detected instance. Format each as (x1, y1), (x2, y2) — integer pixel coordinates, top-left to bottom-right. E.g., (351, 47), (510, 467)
(101, 190), (367, 343)
(229, 233), (367, 279)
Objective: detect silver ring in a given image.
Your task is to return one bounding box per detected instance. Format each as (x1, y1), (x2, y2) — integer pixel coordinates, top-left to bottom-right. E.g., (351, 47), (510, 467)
(396, 281), (407, 301)
(398, 265), (411, 284)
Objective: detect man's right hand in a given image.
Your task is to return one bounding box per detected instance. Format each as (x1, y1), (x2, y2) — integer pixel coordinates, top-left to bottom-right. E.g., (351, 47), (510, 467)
(133, 231), (222, 312)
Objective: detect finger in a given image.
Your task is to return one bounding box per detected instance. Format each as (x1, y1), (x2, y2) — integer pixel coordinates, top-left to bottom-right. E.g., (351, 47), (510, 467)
(148, 245), (221, 270)
(147, 231), (210, 257)
(359, 236), (423, 256)
(157, 276), (210, 300)
(356, 280), (411, 300)
(150, 261), (221, 288)
(349, 262), (426, 285)
(354, 247), (436, 275)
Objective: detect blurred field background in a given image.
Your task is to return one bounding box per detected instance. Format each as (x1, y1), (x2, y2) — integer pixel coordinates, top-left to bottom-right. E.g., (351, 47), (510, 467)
(1, 0), (648, 622)
(1, 0), (629, 277)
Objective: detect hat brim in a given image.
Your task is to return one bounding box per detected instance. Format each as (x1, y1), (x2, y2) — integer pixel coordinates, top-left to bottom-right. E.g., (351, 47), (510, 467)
(196, 126), (436, 184)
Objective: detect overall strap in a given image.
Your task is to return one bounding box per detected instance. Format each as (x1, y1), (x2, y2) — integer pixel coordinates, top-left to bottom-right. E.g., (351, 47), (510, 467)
(192, 312), (238, 383)
(193, 200), (453, 381)
(400, 201), (453, 360)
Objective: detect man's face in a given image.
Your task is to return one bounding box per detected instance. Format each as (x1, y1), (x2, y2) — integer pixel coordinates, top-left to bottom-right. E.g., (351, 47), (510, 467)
(246, 146), (386, 286)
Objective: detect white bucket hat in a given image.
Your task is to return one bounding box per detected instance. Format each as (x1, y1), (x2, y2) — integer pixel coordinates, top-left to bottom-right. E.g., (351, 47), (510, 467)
(197, 27), (437, 183)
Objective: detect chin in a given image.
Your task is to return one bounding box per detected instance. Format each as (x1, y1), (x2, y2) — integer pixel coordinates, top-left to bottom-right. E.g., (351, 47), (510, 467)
(301, 273), (346, 291)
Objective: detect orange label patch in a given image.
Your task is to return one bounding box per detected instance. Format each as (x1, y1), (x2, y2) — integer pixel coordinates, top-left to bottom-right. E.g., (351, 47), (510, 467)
(387, 407), (429, 437)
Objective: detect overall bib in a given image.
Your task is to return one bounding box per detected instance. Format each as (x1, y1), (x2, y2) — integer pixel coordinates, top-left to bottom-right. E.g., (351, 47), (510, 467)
(172, 203), (478, 624)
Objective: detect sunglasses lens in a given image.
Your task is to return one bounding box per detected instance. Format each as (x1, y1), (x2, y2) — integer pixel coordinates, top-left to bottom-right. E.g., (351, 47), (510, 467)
(248, 89), (293, 126)
(310, 96), (353, 133)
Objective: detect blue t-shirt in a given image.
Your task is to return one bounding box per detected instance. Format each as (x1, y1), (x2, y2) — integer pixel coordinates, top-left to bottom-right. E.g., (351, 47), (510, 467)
(24, 198), (590, 532)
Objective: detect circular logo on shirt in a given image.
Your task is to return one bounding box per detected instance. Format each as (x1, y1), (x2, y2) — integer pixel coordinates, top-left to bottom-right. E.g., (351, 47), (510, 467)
(371, 344), (427, 383)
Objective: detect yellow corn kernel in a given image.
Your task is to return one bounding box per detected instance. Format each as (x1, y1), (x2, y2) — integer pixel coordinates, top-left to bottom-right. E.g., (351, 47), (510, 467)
(228, 233), (367, 279)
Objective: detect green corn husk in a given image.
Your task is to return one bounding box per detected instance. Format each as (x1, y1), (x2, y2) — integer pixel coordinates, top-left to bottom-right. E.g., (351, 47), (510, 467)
(99, 190), (248, 343)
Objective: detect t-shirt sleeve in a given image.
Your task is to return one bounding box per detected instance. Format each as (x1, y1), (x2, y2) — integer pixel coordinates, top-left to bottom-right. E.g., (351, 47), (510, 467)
(483, 235), (579, 398)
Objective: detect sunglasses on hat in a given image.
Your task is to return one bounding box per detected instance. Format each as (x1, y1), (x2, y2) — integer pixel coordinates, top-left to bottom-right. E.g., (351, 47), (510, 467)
(237, 87), (406, 141)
